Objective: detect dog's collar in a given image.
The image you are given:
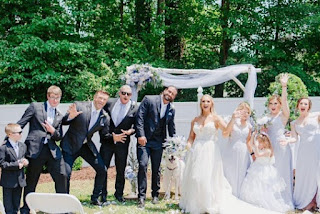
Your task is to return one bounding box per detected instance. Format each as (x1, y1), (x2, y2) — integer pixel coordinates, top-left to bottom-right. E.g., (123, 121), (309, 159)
(167, 166), (177, 171)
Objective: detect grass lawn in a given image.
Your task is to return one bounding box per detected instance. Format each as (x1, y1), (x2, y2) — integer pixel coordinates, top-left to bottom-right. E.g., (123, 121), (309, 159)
(0, 168), (317, 214)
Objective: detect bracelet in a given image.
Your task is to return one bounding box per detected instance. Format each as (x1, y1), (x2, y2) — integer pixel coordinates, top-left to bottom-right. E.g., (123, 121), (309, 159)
(250, 152), (254, 156)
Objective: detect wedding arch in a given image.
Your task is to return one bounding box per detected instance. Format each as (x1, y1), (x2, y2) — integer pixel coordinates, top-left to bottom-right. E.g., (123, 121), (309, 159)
(124, 64), (261, 108)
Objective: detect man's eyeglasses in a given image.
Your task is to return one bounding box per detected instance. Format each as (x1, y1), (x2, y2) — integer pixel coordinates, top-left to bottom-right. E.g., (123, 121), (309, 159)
(12, 131), (22, 135)
(49, 96), (61, 101)
(121, 91), (132, 96)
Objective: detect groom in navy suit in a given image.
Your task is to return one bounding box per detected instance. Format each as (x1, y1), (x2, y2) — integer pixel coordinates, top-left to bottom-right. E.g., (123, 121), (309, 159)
(135, 86), (178, 208)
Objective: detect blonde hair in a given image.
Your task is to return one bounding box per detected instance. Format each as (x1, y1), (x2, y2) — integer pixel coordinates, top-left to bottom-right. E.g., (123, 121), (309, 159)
(47, 85), (62, 96)
(237, 102), (252, 116)
(200, 94), (215, 115)
(5, 123), (21, 135)
(256, 133), (274, 157)
(268, 95), (282, 106)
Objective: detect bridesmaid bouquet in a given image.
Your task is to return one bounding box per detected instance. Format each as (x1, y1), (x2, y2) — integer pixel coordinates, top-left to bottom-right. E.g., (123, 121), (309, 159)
(254, 115), (272, 133)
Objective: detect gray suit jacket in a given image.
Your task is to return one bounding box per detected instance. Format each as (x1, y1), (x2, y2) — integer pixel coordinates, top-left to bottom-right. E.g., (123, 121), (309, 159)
(135, 95), (176, 143)
(0, 140), (27, 188)
(17, 102), (63, 160)
(61, 101), (110, 157)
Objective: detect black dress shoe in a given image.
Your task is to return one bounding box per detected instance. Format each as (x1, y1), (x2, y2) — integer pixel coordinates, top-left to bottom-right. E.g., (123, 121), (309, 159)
(116, 196), (126, 203)
(152, 196), (159, 204)
(100, 195), (107, 203)
(138, 198), (145, 208)
(90, 199), (102, 206)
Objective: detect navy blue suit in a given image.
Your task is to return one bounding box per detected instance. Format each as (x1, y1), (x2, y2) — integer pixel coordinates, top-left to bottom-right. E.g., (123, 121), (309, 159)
(135, 95), (176, 199)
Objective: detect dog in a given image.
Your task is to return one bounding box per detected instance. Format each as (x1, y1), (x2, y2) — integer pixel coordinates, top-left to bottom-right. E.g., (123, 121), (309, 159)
(163, 154), (185, 200)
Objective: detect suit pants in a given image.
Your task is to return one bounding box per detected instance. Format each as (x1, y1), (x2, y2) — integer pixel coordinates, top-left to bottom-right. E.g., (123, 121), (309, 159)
(3, 186), (22, 214)
(20, 144), (67, 214)
(137, 143), (163, 199)
(63, 143), (106, 201)
(100, 142), (129, 199)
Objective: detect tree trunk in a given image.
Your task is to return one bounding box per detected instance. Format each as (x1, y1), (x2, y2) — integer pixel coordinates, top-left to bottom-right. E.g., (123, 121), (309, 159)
(164, 0), (183, 60)
(215, 0), (231, 97)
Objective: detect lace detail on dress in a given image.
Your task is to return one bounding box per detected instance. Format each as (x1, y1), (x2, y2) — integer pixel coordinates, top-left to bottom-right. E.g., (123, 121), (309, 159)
(193, 122), (217, 142)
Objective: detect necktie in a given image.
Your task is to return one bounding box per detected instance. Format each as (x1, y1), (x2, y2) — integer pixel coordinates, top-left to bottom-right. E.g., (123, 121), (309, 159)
(14, 144), (19, 157)
(115, 104), (125, 126)
(89, 110), (97, 130)
(47, 107), (55, 125)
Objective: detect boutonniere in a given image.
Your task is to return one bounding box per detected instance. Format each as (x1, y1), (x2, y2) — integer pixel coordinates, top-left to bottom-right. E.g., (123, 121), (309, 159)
(168, 112), (173, 116)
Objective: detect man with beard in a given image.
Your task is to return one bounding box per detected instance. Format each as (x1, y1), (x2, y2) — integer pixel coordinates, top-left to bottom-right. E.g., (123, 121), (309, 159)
(135, 86), (178, 208)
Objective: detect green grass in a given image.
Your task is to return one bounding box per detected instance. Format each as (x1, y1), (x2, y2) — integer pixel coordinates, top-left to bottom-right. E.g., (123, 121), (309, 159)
(0, 176), (318, 213)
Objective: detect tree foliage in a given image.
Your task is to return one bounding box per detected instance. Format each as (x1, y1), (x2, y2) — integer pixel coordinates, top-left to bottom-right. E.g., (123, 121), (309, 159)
(0, 0), (319, 104)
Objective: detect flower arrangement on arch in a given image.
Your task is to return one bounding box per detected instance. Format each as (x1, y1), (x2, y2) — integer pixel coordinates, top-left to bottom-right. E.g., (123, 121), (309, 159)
(122, 64), (162, 91)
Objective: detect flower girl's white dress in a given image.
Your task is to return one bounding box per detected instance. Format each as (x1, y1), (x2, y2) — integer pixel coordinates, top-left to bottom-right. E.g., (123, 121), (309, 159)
(240, 148), (292, 213)
(179, 122), (281, 214)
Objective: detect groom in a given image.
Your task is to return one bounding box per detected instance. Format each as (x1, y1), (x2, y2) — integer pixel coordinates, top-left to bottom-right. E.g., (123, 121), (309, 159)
(135, 86), (178, 208)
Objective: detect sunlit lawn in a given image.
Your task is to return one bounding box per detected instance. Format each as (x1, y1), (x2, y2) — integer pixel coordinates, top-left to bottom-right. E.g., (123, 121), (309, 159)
(0, 171), (318, 214)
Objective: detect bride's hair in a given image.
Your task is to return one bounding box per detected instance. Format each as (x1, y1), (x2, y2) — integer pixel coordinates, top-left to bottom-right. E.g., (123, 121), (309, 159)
(200, 94), (216, 115)
(256, 133), (274, 157)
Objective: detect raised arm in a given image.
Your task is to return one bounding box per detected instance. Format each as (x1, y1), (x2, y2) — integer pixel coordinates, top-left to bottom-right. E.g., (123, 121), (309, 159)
(17, 103), (35, 129)
(279, 73), (290, 123)
(223, 109), (240, 137)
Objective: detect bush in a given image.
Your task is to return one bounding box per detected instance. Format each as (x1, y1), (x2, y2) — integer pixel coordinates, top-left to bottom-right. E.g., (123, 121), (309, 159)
(72, 157), (83, 171)
(268, 73), (308, 123)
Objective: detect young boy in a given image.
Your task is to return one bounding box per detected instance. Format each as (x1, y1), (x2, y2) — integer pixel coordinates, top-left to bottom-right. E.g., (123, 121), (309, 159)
(0, 123), (28, 214)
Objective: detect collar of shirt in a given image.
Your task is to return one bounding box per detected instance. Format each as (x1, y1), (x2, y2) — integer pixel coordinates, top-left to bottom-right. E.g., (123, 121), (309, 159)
(91, 102), (101, 115)
(8, 138), (19, 149)
(160, 95), (168, 118)
(46, 101), (56, 112)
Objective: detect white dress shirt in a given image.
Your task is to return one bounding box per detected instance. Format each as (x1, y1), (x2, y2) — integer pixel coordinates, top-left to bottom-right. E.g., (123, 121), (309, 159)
(160, 95), (168, 119)
(9, 139), (19, 157)
(88, 102), (101, 130)
(111, 99), (131, 127)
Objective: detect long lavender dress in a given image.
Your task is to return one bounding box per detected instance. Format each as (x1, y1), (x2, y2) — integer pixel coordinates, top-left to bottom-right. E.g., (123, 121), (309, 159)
(223, 119), (251, 198)
(293, 114), (320, 209)
(267, 113), (294, 209)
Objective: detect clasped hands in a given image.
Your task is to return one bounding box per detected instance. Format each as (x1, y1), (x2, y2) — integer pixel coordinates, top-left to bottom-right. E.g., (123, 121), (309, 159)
(18, 158), (29, 169)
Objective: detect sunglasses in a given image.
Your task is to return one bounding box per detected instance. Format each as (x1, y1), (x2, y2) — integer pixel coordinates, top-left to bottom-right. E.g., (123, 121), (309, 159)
(12, 131), (22, 135)
(121, 91), (132, 96)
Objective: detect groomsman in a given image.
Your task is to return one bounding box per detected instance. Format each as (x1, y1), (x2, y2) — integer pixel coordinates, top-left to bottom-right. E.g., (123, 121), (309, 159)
(61, 90), (110, 206)
(135, 86), (178, 208)
(18, 85), (68, 214)
(100, 85), (138, 203)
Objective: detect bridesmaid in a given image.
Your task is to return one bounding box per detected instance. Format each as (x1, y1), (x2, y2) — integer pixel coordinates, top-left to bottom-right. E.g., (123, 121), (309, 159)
(223, 102), (252, 198)
(265, 73), (294, 209)
(290, 98), (320, 211)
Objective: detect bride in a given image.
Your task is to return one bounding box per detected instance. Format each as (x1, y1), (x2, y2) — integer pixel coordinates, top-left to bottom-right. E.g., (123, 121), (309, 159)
(179, 94), (280, 214)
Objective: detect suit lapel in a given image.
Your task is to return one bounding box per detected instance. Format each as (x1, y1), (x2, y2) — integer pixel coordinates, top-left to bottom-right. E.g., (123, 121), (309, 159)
(6, 142), (18, 160)
(86, 102), (92, 130)
(41, 102), (48, 131)
(18, 142), (24, 159)
(156, 95), (161, 119)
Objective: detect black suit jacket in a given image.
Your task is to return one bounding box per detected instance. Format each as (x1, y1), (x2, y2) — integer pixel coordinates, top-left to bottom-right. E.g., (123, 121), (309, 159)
(135, 95), (176, 143)
(17, 102), (63, 160)
(100, 98), (138, 145)
(61, 101), (110, 157)
(0, 140), (27, 188)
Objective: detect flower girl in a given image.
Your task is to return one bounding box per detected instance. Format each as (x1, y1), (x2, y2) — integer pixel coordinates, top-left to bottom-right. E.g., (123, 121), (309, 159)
(240, 132), (292, 213)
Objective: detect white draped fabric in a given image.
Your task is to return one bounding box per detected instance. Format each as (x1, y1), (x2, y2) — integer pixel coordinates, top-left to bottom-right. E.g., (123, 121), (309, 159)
(128, 64), (259, 108)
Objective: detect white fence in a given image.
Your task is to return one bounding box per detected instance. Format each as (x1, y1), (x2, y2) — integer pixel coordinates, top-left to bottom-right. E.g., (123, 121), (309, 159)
(0, 97), (319, 166)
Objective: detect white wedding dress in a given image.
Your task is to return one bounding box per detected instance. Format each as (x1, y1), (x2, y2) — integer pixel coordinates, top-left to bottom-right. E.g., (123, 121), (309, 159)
(179, 122), (280, 214)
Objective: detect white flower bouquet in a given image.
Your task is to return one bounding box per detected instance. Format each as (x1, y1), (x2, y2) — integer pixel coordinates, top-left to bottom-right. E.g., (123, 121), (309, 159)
(163, 136), (187, 158)
(125, 147), (139, 196)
